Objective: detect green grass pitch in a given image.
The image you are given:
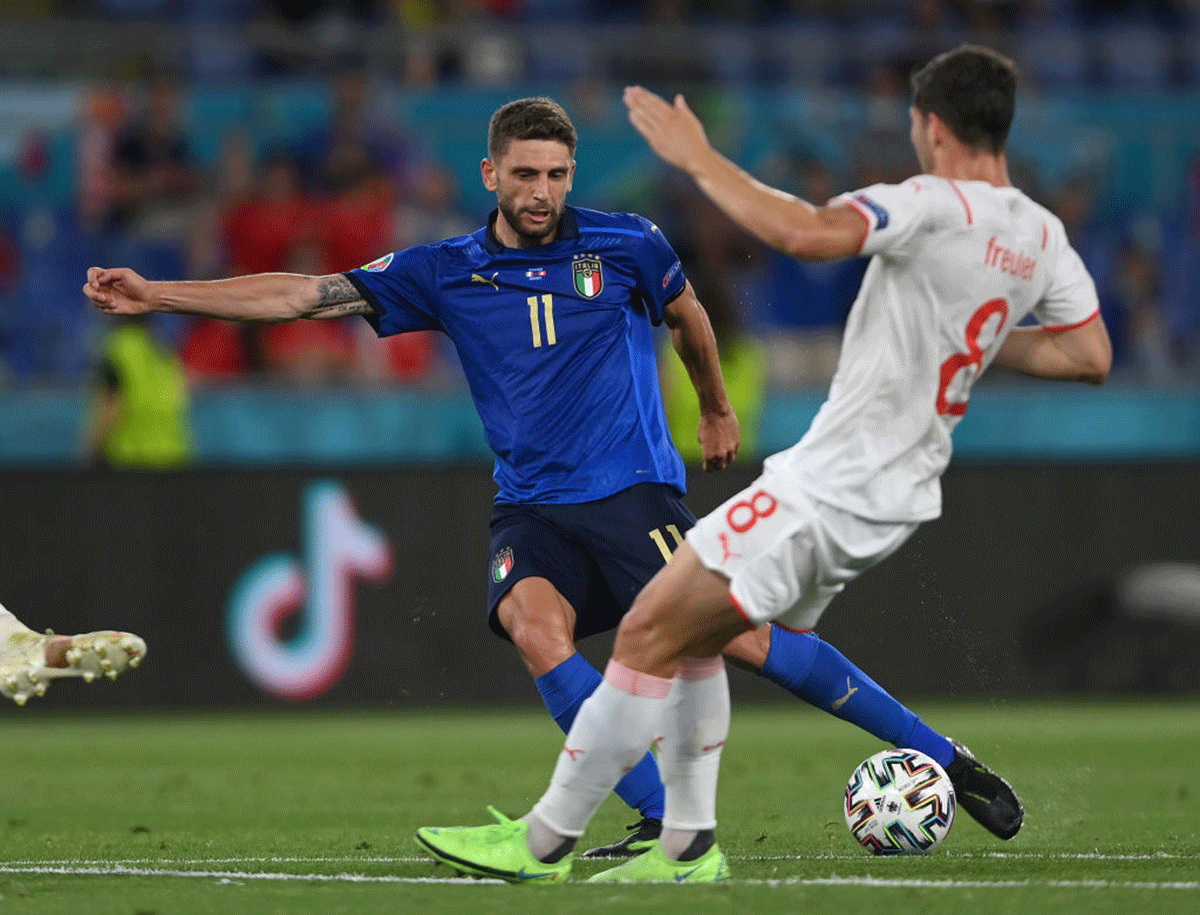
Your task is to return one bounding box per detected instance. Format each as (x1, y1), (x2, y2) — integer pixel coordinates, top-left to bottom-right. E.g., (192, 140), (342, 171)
(1, 700), (1198, 915)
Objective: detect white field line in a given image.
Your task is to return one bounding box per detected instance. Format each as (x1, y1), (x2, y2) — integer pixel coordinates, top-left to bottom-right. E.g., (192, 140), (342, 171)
(0, 864), (502, 885)
(2, 851), (1193, 868)
(740, 851), (1198, 862)
(0, 856), (1198, 891)
(1, 856), (429, 867)
(0, 864), (1197, 891)
(764, 877), (1200, 890)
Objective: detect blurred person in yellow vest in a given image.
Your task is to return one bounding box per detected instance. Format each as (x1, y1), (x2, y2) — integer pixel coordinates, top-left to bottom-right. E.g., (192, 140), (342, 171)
(661, 257), (765, 463)
(84, 315), (192, 468)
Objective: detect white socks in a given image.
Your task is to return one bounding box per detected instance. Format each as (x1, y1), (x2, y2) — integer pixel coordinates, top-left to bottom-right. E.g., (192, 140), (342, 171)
(533, 660), (672, 838)
(530, 656), (729, 862)
(658, 656), (729, 857)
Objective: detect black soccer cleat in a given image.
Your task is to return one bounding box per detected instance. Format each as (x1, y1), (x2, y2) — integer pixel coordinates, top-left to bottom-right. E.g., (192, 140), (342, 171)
(581, 817), (662, 858)
(945, 738), (1025, 840)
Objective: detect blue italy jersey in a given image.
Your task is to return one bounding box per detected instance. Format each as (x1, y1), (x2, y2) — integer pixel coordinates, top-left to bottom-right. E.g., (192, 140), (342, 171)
(345, 206), (688, 504)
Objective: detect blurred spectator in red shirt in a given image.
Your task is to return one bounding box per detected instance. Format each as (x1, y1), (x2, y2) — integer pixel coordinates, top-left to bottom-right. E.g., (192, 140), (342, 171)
(314, 143), (441, 384)
(259, 237), (358, 385)
(181, 146), (314, 381)
(312, 137), (395, 274)
(222, 149), (313, 275)
(76, 87), (125, 232)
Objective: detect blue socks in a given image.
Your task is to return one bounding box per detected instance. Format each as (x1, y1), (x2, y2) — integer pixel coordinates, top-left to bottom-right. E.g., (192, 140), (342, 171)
(534, 652), (665, 819)
(760, 626), (955, 769)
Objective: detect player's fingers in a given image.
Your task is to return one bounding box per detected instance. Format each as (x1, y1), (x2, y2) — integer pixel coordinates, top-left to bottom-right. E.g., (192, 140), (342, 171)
(622, 86), (647, 118)
(626, 85), (673, 124)
(81, 282), (107, 305)
(714, 444), (738, 471)
(629, 108), (675, 151)
(626, 107), (650, 133)
(628, 112), (670, 154)
(624, 84), (663, 108)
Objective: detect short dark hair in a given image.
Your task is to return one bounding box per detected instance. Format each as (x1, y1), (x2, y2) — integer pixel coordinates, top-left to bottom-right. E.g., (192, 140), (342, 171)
(487, 97), (578, 162)
(911, 45), (1017, 154)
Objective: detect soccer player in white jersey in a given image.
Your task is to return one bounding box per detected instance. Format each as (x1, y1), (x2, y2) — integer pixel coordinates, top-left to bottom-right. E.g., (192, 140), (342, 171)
(0, 601), (145, 705)
(416, 45), (1113, 883)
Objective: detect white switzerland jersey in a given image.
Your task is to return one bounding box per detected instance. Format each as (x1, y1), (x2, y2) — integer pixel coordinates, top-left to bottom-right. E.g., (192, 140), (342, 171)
(768, 176), (1100, 522)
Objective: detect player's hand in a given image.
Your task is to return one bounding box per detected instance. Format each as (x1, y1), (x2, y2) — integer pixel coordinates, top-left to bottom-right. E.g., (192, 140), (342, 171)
(697, 409), (739, 472)
(83, 266), (154, 315)
(623, 86), (712, 175)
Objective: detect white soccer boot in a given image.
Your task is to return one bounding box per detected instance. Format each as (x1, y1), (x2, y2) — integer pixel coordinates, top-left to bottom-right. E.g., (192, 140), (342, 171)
(1, 629), (146, 706)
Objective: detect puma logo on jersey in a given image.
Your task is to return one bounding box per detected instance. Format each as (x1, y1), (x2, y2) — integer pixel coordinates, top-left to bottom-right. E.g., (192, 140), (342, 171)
(471, 272), (500, 290)
(719, 532), (741, 563)
(984, 236), (1037, 281)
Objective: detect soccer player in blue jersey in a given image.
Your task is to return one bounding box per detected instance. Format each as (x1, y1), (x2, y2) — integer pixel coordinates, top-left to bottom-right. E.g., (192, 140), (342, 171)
(85, 96), (1018, 858)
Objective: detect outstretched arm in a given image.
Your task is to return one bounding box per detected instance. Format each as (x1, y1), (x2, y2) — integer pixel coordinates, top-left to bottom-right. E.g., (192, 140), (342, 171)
(623, 86), (866, 261)
(994, 313), (1112, 384)
(663, 281), (739, 471)
(84, 267), (372, 322)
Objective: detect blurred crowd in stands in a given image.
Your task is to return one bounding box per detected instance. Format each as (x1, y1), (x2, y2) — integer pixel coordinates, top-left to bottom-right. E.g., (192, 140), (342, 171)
(42, 1), (1200, 92)
(1, 0), (1199, 400)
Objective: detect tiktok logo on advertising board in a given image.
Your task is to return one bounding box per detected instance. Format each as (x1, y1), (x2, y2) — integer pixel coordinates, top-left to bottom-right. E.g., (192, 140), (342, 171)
(227, 481), (392, 700)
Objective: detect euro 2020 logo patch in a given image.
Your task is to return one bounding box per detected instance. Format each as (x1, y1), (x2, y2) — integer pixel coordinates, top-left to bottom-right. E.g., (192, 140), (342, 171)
(491, 546), (514, 583)
(572, 255), (603, 298)
(361, 252), (394, 272)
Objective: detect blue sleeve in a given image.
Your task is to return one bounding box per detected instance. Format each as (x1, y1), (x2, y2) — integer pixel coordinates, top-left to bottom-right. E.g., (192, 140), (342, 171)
(629, 214), (686, 325)
(344, 246), (443, 337)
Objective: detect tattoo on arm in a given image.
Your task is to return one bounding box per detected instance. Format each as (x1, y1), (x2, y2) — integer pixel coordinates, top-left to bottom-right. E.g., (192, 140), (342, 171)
(308, 300), (372, 319)
(307, 275), (370, 319)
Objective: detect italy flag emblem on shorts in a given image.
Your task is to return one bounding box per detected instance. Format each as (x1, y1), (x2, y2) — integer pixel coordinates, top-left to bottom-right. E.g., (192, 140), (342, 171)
(572, 256), (603, 298)
(491, 546), (514, 582)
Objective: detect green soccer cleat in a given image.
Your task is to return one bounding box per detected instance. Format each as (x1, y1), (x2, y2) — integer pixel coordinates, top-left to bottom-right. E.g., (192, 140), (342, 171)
(586, 839), (729, 883)
(1, 629), (146, 706)
(582, 816), (662, 858)
(415, 806), (572, 884)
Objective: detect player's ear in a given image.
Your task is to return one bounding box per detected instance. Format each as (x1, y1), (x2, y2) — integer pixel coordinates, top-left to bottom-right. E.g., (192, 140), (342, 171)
(480, 157), (498, 192)
(927, 111), (947, 147)
(566, 160), (575, 192)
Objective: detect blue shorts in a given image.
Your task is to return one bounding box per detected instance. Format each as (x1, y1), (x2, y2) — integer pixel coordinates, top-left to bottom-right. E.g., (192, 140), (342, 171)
(486, 482), (696, 642)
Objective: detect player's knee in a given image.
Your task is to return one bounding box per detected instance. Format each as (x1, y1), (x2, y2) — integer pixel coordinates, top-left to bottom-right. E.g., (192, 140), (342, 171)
(722, 625), (772, 672)
(500, 607), (564, 651)
(613, 600), (681, 672)
(497, 590), (572, 653)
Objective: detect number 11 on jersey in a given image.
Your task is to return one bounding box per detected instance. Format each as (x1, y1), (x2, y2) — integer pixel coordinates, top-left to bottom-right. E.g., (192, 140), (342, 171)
(528, 294), (556, 347)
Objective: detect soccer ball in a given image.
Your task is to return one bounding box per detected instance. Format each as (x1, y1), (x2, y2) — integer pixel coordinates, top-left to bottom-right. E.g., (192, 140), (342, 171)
(844, 748), (956, 854)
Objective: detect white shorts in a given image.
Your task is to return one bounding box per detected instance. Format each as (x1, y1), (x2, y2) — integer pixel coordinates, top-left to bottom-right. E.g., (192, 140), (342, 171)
(686, 475), (919, 632)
